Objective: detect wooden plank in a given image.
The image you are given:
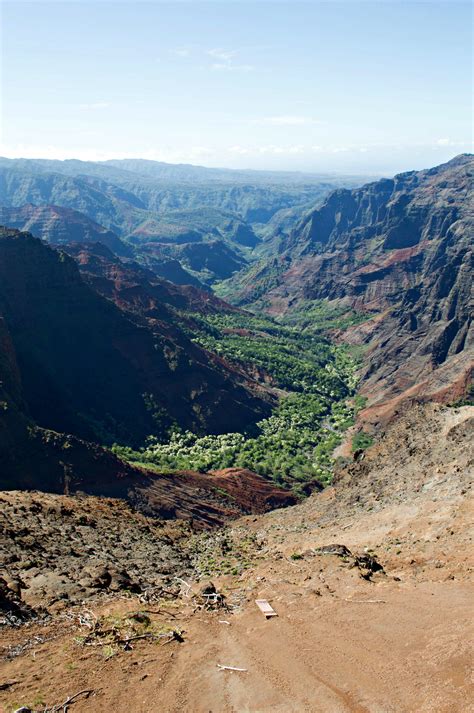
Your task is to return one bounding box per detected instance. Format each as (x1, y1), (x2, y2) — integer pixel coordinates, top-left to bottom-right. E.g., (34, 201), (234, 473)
(255, 599), (278, 618)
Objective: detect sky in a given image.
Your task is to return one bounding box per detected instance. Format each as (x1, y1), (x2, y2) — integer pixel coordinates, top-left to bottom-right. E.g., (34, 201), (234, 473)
(1, 0), (472, 175)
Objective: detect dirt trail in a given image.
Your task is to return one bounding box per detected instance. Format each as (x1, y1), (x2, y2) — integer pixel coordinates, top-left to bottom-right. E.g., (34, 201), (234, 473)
(158, 582), (472, 713)
(1, 404), (473, 712)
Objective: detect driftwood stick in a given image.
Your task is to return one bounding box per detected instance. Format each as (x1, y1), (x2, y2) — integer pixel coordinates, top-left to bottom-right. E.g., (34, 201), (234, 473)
(342, 598), (386, 603)
(128, 609), (178, 619)
(217, 664), (247, 672)
(174, 577), (194, 595)
(41, 688), (94, 712)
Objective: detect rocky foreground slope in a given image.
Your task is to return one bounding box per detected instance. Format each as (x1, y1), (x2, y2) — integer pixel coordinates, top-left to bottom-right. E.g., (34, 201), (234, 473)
(237, 154), (473, 421)
(1, 402), (472, 712)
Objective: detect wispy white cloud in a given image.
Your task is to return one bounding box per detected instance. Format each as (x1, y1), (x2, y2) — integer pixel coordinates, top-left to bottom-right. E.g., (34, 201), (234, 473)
(2, 138), (469, 169)
(253, 144), (306, 155)
(206, 47), (253, 72)
(78, 101), (110, 110)
(228, 145), (251, 155)
(171, 47), (191, 58)
(435, 137), (465, 147)
(0, 142), (217, 164)
(211, 62), (254, 72)
(252, 115), (321, 126)
(207, 48), (237, 62)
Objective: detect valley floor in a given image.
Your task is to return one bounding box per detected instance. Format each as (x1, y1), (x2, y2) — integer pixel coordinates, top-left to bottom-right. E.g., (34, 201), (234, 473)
(1, 404), (473, 713)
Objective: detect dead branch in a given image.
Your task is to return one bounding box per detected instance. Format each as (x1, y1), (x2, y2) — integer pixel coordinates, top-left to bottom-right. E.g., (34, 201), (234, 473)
(39, 688), (94, 712)
(342, 598), (386, 604)
(174, 577), (194, 596)
(217, 664), (247, 672)
(128, 609), (178, 619)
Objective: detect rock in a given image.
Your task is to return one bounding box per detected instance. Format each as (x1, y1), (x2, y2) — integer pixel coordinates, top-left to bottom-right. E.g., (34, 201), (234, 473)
(6, 579), (23, 597)
(354, 553), (384, 573)
(85, 565), (112, 589)
(199, 581), (217, 596)
(129, 611), (151, 625)
(0, 576), (37, 622)
(109, 568), (141, 593)
(313, 544), (353, 558)
(299, 480), (324, 496)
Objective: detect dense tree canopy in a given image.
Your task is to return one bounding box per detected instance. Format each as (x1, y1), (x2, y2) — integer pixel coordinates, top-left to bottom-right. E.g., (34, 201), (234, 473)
(113, 310), (359, 492)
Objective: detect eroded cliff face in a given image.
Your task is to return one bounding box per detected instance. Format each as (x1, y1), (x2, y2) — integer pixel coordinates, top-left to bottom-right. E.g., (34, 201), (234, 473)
(63, 242), (241, 320)
(240, 155), (473, 418)
(0, 204), (132, 256)
(0, 228), (271, 456)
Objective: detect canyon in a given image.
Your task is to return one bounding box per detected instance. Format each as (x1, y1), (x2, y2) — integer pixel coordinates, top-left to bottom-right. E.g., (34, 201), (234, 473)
(0, 154), (472, 713)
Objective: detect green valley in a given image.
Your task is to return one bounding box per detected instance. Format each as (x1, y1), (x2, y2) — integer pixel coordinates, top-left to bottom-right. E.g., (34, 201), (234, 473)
(113, 310), (359, 492)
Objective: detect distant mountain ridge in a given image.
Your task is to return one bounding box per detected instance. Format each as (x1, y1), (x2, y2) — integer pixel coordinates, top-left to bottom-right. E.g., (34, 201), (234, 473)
(0, 156), (372, 186)
(0, 203), (204, 287)
(0, 156), (367, 283)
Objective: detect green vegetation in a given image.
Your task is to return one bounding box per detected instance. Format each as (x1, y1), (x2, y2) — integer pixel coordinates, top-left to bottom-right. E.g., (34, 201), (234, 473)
(188, 529), (262, 578)
(214, 257), (287, 303)
(448, 381), (474, 408)
(279, 299), (370, 332)
(114, 310), (360, 492)
(351, 431), (374, 452)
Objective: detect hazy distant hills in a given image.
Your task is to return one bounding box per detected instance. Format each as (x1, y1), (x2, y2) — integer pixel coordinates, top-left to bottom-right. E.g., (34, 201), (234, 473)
(0, 156), (367, 283)
(0, 156), (364, 222)
(0, 156), (368, 186)
(102, 158), (372, 186)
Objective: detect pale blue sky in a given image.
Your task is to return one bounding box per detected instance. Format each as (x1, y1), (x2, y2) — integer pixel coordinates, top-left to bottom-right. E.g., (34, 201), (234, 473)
(1, 1), (472, 174)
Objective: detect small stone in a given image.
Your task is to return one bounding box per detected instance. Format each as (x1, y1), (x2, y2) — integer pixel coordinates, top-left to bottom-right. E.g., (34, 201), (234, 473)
(199, 581), (217, 596)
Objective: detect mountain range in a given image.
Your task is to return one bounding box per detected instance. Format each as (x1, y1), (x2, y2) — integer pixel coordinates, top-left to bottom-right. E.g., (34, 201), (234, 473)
(0, 157), (366, 284)
(0, 154), (471, 503)
(229, 153), (473, 422)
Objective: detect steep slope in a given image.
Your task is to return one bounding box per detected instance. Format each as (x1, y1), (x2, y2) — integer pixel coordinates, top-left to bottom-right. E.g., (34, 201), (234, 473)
(0, 203), (203, 287)
(0, 158), (368, 286)
(0, 165), (147, 235)
(0, 296), (289, 524)
(137, 238), (247, 283)
(1, 404), (472, 711)
(0, 228), (271, 454)
(237, 155), (473, 418)
(0, 203), (131, 256)
(62, 242), (242, 324)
